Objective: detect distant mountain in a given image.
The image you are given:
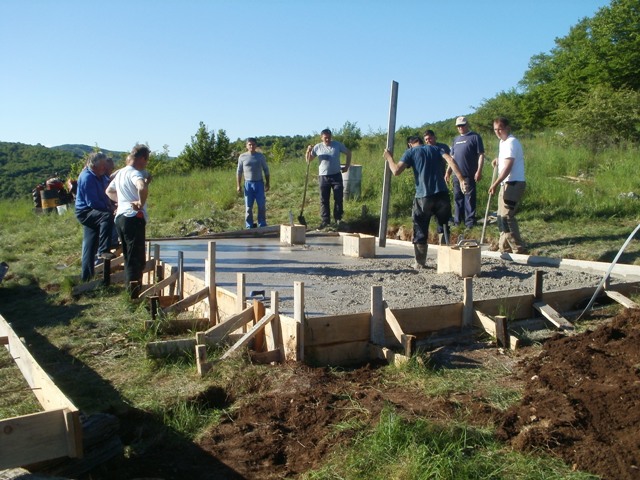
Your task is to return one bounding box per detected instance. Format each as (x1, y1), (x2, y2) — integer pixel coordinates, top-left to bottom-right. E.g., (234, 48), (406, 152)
(51, 144), (127, 158)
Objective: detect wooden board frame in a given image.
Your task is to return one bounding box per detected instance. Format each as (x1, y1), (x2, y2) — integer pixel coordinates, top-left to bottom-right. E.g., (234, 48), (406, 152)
(0, 314), (82, 469)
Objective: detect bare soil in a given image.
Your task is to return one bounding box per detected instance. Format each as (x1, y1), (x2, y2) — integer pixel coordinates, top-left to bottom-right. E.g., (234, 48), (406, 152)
(106, 308), (639, 480)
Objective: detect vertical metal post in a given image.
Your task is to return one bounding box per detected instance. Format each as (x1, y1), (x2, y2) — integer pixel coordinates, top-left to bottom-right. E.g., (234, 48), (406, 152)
(378, 80), (399, 247)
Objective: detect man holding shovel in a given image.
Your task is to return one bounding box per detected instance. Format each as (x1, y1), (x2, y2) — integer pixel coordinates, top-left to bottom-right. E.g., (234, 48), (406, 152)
(488, 117), (527, 254)
(384, 136), (467, 269)
(306, 129), (351, 229)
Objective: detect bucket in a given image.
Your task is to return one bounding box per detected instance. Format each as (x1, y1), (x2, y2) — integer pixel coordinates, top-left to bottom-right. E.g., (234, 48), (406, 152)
(40, 189), (60, 213)
(342, 164), (362, 200)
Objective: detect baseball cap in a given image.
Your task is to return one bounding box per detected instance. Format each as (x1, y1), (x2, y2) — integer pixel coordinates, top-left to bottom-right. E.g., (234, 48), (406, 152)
(455, 116), (468, 126)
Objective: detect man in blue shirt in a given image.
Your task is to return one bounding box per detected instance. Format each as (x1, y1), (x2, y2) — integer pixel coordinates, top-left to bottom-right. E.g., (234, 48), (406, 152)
(448, 116), (485, 229)
(384, 136), (467, 269)
(75, 151), (115, 281)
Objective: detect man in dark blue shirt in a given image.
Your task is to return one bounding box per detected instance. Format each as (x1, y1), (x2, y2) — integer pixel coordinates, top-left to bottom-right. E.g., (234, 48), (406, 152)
(384, 136), (467, 269)
(75, 152), (115, 281)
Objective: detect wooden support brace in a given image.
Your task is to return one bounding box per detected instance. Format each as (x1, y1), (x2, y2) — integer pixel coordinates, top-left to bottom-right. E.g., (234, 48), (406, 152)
(474, 310), (520, 350)
(384, 307), (404, 348)
(495, 315), (509, 348)
(294, 281), (304, 362)
(605, 290), (639, 309)
(139, 272), (179, 299)
(401, 334), (416, 357)
(253, 299), (266, 352)
(196, 344), (212, 376)
(162, 286), (210, 314)
(370, 286), (385, 345)
(368, 344), (410, 366)
(533, 301), (575, 332)
(204, 306), (254, 343)
(220, 313), (275, 360)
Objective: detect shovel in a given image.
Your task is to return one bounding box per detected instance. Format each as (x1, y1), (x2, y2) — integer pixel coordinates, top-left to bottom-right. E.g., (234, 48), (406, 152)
(480, 164), (498, 245)
(298, 160), (311, 226)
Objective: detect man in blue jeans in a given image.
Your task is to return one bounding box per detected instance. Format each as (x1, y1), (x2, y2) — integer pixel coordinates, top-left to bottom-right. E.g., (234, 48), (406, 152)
(236, 138), (270, 228)
(447, 116), (485, 229)
(75, 151), (115, 281)
(306, 129), (351, 229)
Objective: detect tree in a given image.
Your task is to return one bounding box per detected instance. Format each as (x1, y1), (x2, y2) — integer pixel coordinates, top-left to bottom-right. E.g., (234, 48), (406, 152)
(269, 138), (286, 164)
(334, 121), (362, 151)
(179, 121), (217, 170)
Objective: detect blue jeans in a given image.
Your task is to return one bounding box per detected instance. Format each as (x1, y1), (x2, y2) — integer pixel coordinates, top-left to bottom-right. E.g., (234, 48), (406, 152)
(244, 181), (266, 228)
(76, 208), (114, 281)
(452, 176), (477, 228)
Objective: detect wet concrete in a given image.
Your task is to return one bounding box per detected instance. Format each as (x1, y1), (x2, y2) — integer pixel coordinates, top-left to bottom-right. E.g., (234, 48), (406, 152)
(151, 233), (415, 317)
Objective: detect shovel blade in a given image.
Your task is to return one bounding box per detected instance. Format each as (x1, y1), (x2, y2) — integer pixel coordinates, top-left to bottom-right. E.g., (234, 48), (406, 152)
(297, 215), (307, 226)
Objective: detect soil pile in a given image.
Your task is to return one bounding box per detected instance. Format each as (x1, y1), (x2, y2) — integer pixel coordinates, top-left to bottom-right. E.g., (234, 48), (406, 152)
(497, 309), (640, 479)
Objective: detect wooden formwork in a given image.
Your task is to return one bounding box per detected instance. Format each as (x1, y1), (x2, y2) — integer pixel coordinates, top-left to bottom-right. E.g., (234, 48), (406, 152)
(0, 314), (82, 469)
(141, 239), (640, 369)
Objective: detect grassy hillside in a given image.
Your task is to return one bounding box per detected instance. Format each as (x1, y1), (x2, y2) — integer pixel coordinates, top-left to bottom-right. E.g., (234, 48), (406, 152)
(0, 137), (638, 478)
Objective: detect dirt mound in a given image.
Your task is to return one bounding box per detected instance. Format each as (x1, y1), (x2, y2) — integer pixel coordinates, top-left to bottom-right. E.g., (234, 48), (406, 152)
(497, 309), (640, 479)
(197, 362), (499, 479)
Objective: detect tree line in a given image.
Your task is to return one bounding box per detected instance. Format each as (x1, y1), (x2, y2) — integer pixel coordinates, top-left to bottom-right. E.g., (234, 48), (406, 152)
(2, 0), (638, 199)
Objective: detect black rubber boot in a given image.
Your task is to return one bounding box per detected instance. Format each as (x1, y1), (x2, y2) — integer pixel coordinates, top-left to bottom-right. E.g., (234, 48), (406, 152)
(413, 243), (428, 269)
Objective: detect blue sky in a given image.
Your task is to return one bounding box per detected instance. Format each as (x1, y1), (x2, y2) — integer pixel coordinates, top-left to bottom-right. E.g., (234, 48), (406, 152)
(1, 0), (610, 155)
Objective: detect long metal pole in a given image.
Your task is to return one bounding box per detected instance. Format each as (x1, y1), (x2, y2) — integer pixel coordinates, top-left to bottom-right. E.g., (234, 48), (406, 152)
(378, 80), (399, 247)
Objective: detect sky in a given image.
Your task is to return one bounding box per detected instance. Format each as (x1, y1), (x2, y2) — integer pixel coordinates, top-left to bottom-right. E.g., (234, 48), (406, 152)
(1, 0), (612, 156)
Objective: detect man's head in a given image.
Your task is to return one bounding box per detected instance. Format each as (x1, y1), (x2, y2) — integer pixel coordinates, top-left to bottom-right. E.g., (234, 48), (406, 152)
(105, 157), (115, 176)
(455, 116), (469, 134)
(246, 137), (258, 153)
(128, 144), (151, 170)
(87, 151), (108, 176)
(423, 129), (437, 145)
(407, 135), (423, 148)
(493, 117), (511, 141)
(320, 128), (332, 145)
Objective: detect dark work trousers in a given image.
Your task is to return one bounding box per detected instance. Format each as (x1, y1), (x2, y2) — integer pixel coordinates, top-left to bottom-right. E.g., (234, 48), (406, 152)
(452, 176), (477, 228)
(76, 208), (114, 281)
(319, 173), (344, 223)
(412, 192), (452, 245)
(115, 214), (146, 296)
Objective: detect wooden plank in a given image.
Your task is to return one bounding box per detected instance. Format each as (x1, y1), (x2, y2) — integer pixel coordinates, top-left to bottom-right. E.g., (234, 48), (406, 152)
(306, 340), (371, 366)
(153, 318), (211, 335)
(253, 299), (266, 352)
(0, 409), (79, 469)
(250, 348), (282, 364)
(145, 338), (196, 358)
(305, 312), (371, 347)
(294, 281), (304, 362)
(384, 308), (404, 348)
(220, 313), (275, 360)
(474, 310), (520, 350)
(389, 303), (462, 335)
(367, 343), (410, 366)
(533, 301), (575, 331)
(162, 286), (209, 314)
(138, 271), (179, 299)
(203, 306), (254, 343)
(495, 315), (509, 348)
(415, 329), (480, 350)
(605, 290), (640, 309)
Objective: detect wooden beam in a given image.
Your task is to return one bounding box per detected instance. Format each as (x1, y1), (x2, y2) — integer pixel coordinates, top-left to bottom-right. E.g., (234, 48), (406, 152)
(605, 290), (639, 309)
(220, 313), (275, 360)
(207, 241), (218, 324)
(368, 343), (409, 366)
(294, 281), (304, 362)
(162, 286), (209, 314)
(533, 301), (575, 332)
(253, 299), (266, 352)
(473, 310), (520, 349)
(495, 315), (509, 348)
(145, 338), (197, 358)
(463, 277), (473, 328)
(384, 307), (404, 347)
(138, 271), (178, 299)
(203, 306), (254, 343)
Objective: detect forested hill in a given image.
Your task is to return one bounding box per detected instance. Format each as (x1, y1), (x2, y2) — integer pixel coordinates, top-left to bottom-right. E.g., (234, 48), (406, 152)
(0, 142), (124, 200)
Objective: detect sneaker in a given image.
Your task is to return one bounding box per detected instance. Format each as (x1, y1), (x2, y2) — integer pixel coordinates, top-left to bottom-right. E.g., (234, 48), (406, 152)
(99, 252), (116, 260)
(412, 262), (427, 270)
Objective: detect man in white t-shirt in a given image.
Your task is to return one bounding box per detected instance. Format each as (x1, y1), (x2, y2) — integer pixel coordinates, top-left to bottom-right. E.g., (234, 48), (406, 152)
(488, 117), (527, 254)
(106, 144), (150, 298)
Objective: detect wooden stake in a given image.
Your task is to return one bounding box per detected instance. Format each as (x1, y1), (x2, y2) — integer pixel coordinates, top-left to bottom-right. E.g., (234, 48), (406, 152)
(370, 285), (385, 345)
(207, 241), (218, 325)
(463, 277), (473, 328)
(177, 251), (184, 299)
(294, 281), (304, 362)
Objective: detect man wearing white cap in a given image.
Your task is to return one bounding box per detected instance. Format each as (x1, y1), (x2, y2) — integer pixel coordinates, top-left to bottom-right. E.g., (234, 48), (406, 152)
(447, 116), (485, 229)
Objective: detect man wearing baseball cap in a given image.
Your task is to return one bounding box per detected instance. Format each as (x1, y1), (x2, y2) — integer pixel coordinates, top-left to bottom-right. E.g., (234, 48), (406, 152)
(446, 116), (485, 229)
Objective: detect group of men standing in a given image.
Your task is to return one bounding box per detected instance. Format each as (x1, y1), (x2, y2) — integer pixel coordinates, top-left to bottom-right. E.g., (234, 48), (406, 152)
(385, 116), (527, 268)
(75, 144), (151, 298)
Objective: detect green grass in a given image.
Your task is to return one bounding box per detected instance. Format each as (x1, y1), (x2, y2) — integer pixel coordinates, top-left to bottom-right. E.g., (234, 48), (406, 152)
(0, 137), (637, 477)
